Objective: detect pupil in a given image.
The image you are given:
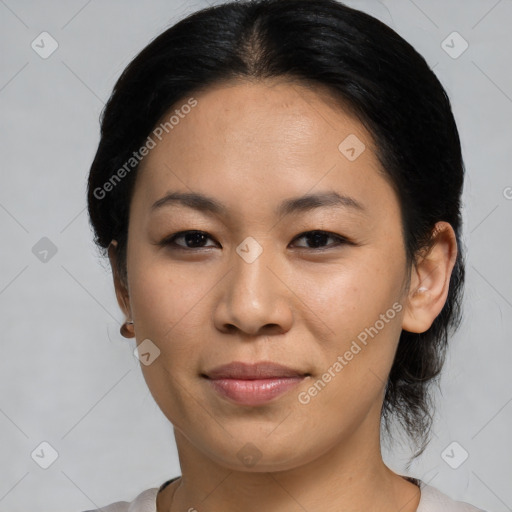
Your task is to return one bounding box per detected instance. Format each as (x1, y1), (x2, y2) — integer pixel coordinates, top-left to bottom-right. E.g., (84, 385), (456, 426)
(186, 232), (206, 247)
(308, 232), (328, 248)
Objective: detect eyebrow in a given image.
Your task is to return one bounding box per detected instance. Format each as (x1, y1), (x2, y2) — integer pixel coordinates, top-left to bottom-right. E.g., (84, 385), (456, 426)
(150, 190), (366, 217)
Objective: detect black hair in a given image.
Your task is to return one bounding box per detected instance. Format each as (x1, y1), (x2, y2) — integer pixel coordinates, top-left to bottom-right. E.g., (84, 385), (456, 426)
(87, 0), (465, 464)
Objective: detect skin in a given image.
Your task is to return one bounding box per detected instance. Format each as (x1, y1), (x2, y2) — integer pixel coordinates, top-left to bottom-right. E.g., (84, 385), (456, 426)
(108, 77), (457, 512)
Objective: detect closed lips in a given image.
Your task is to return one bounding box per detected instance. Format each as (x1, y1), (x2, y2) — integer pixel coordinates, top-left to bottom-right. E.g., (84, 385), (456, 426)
(203, 361), (310, 380)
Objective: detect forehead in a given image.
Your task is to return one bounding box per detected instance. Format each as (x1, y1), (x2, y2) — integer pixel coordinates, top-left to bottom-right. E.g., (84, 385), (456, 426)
(133, 78), (395, 220)
(148, 77), (370, 156)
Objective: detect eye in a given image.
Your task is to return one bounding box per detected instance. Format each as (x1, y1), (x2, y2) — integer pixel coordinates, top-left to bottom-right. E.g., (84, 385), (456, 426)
(291, 230), (351, 250)
(160, 230), (218, 250)
(159, 229), (351, 251)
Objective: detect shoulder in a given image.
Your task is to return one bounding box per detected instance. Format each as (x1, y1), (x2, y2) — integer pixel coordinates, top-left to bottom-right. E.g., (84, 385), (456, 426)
(81, 487), (159, 512)
(81, 476), (180, 512)
(82, 478), (488, 512)
(417, 482), (488, 512)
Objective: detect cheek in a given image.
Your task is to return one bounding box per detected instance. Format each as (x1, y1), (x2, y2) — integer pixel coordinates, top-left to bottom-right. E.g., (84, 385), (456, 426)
(306, 251), (405, 333)
(128, 260), (211, 428)
(129, 258), (207, 333)
(305, 249), (406, 390)
(127, 256), (225, 381)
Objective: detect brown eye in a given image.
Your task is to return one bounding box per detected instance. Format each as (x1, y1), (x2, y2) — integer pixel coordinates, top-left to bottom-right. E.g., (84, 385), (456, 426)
(161, 230), (218, 249)
(291, 230), (351, 250)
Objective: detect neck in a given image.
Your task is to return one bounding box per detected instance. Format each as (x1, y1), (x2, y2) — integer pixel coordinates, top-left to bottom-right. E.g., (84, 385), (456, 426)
(159, 406), (421, 512)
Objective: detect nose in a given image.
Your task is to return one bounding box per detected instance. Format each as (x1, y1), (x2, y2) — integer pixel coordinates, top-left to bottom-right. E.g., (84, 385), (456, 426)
(212, 242), (294, 337)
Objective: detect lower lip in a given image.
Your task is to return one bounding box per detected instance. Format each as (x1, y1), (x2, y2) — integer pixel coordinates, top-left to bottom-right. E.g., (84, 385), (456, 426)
(207, 377), (305, 405)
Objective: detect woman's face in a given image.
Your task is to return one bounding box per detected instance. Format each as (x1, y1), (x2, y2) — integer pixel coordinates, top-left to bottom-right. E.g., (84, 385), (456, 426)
(118, 78), (412, 471)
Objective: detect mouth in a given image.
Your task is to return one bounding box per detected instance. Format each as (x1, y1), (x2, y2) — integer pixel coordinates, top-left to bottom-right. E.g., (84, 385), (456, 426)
(202, 361), (311, 406)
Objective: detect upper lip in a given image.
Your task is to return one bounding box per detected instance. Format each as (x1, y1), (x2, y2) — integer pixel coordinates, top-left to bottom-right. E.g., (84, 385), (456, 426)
(204, 361), (309, 380)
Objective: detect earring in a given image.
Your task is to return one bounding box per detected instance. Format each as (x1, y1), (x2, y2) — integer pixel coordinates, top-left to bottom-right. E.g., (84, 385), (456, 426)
(416, 286), (428, 294)
(120, 320), (134, 338)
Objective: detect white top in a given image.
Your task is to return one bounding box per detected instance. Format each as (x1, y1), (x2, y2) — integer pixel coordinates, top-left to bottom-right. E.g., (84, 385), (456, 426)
(83, 479), (487, 512)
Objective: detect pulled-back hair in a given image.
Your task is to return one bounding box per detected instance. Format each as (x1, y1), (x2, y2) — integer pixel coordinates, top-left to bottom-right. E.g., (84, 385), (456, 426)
(87, 0), (465, 462)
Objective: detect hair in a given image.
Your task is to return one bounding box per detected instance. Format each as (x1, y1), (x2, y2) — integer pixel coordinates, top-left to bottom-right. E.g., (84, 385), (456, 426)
(87, 0), (465, 464)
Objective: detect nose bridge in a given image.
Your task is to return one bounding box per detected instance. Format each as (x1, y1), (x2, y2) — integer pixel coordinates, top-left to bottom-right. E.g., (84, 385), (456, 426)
(214, 234), (292, 335)
(232, 235), (277, 306)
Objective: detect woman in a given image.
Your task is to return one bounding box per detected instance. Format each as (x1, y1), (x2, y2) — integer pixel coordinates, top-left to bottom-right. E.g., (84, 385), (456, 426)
(85, 0), (486, 510)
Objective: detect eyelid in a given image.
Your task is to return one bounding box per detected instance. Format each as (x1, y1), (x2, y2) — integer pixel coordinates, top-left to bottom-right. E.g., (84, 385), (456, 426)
(158, 229), (354, 251)
(158, 230), (218, 249)
(290, 230), (354, 249)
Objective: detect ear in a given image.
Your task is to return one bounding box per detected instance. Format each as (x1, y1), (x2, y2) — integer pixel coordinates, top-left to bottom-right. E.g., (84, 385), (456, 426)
(402, 221), (458, 333)
(108, 240), (131, 320)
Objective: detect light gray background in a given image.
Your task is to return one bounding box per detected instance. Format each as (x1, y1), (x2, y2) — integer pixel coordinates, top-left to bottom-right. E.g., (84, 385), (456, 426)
(1, 0), (511, 510)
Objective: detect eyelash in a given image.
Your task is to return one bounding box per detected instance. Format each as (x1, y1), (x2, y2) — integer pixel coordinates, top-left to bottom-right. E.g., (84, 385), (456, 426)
(159, 230), (353, 251)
